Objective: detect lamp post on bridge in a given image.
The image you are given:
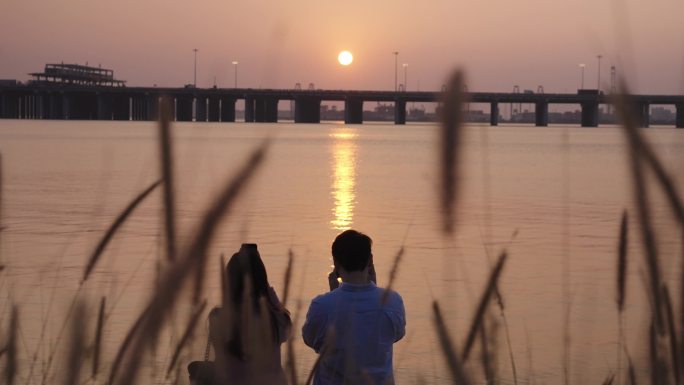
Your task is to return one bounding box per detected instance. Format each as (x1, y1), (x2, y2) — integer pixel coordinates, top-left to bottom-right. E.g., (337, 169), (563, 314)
(232, 61), (239, 88)
(193, 48), (198, 87)
(597, 54), (602, 92)
(579, 63), (585, 90)
(403, 63), (408, 92)
(393, 51), (398, 91)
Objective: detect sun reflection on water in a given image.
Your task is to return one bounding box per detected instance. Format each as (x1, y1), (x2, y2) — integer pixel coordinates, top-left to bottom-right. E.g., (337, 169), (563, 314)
(330, 129), (358, 230)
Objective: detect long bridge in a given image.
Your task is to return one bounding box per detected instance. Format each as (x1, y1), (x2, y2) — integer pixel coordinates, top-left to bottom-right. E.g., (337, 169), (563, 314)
(1, 84), (683, 127)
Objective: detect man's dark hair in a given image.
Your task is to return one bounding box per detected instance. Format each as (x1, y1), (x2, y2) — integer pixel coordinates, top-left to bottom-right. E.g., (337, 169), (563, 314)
(332, 230), (372, 272)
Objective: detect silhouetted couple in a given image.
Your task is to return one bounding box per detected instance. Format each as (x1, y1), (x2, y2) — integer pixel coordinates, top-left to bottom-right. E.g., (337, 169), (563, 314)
(205, 230), (406, 385)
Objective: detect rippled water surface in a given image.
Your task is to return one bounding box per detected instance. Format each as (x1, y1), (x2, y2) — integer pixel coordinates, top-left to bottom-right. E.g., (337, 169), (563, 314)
(1, 120), (683, 385)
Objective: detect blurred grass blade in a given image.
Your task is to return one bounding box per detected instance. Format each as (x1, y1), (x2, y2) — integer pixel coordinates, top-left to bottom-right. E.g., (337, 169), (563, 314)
(382, 247), (405, 304)
(663, 285), (680, 385)
(83, 179), (162, 282)
(617, 210), (629, 312)
(158, 96), (177, 261)
(432, 301), (470, 385)
(92, 297), (106, 379)
(602, 373), (615, 385)
(166, 300), (207, 377)
(282, 249), (294, 308)
(63, 302), (86, 385)
(113, 141), (269, 385)
(286, 299), (302, 385)
(462, 251), (508, 361)
(6, 306), (18, 385)
(107, 304), (152, 385)
(439, 70), (466, 235)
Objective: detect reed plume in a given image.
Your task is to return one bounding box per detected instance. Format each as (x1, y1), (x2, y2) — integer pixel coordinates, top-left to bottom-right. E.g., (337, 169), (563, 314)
(439, 70), (467, 235)
(612, 82), (665, 333)
(83, 179), (162, 282)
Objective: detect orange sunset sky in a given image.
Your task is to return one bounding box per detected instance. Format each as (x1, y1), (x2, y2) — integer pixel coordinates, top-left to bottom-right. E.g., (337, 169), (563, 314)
(1, 0), (683, 94)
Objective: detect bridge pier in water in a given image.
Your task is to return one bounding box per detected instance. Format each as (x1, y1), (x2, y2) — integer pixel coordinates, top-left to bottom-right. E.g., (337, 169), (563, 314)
(490, 102), (499, 126)
(295, 97), (321, 123)
(195, 97), (207, 122)
(244, 97), (255, 122)
(345, 99), (363, 124)
(535, 102), (548, 127)
(208, 97), (220, 122)
(637, 103), (650, 128)
(676, 103), (684, 128)
(394, 100), (406, 125)
(220, 98), (236, 122)
(581, 102), (599, 127)
(146, 95), (159, 121)
(176, 96), (193, 121)
(254, 97), (278, 123)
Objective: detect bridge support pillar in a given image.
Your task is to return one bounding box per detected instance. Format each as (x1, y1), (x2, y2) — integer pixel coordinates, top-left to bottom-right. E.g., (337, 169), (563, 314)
(176, 96), (193, 121)
(676, 103), (684, 128)
(254, 97), (278, 123)
(394, 100), (406, 125)
(208, 97), (220, 122)
(581, 102), (599, 127)
(46, 93), (63, 119)
(111, 95), (130, 120)
(97, 94), (113, 120)
(68, 93), (98, 120)
(265, 98), (279, 122)
(637, 103), (650, 128)
(490, 102), (499, 126)
(1, 93), (18, 119)
(535, 102), (548, 127)
(344, 99), (363, 124)
(146, 95), (159, 121)
(195, 97), (207, 122)
(220, 98), (236, 122)
(244, 97), (255, 122)
(295, 97), (321, 123)
(130, 95), (147, 120)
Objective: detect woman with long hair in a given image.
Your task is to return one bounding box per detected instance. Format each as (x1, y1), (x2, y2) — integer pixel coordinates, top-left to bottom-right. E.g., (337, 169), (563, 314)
(211, 243), (291, 385)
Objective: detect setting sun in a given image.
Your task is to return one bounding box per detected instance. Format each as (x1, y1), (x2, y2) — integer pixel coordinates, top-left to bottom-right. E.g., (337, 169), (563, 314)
(338, 51), (353, 66)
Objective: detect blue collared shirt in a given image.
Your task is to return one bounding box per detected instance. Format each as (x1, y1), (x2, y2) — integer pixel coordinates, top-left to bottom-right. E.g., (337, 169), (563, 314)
(302, 282), (406, 385)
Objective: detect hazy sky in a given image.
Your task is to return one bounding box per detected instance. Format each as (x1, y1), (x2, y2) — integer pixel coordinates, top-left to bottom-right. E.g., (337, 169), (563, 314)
(1, 0), (683, 94)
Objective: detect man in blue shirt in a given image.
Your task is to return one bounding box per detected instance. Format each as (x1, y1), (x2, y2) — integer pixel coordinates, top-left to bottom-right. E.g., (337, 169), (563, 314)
(302, 230), (406, 385)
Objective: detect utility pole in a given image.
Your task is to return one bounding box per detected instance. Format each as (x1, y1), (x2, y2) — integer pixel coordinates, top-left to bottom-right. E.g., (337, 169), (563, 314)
(393, 51), (398, 91)
(193, 48), (198, 87)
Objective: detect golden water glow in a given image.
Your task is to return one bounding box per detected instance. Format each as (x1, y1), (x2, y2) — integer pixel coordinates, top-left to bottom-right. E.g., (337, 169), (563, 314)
(330, 130), (358, 230)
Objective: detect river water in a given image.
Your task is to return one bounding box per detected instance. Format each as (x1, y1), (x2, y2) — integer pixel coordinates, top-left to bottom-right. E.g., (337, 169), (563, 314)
(1, 120), (683, 385)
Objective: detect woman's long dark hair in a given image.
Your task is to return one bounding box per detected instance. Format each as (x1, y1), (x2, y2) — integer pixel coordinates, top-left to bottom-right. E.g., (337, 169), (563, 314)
(225, 245), (279, 360)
